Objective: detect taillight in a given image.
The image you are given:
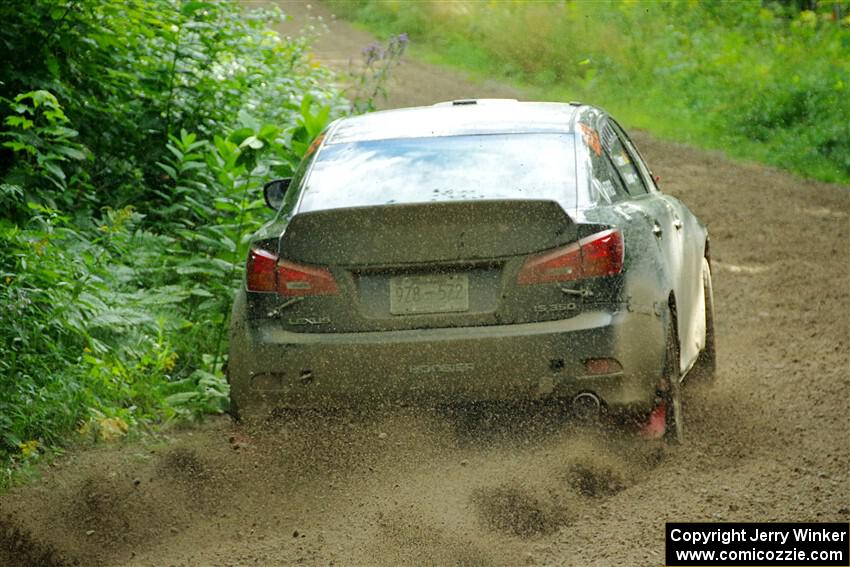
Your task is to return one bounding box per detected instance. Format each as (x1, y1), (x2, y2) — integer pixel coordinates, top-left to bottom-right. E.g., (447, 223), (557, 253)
(517, 229), (623, 285)
(584, 357), (623, 375)
(246, 248), (277, 292)
(246, 247), (339, 296)
(276, 260), (339, 296)
(580, 229), (624, 279)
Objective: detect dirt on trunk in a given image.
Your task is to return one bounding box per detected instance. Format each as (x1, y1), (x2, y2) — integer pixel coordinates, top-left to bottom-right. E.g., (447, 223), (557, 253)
(2, 2), (848, 566)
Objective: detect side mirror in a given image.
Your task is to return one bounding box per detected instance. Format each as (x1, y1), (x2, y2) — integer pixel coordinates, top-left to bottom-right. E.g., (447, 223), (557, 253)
(263, 178), (292, 210)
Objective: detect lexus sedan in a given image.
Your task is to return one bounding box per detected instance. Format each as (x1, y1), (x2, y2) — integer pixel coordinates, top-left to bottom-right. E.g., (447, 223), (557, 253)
(227, 99), (716, 441)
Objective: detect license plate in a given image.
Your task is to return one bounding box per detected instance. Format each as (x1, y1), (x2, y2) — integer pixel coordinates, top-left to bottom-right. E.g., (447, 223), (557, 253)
(390, 274), (469, 315)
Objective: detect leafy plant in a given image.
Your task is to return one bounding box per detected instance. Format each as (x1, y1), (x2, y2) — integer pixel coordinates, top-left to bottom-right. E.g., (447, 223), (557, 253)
(1, 91), (90, 214)
(0, 0), (347, 484)
(345, 34), (409, 113)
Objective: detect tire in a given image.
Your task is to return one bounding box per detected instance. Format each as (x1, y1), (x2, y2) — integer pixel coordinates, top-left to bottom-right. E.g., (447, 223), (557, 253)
(689, 257), (717, 383)
(227, 395), (241, 423)
(663, 316), (684, 444)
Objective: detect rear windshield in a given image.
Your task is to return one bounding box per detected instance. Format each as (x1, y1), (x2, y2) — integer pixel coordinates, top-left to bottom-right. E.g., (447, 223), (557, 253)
(297, 133), (577, 213)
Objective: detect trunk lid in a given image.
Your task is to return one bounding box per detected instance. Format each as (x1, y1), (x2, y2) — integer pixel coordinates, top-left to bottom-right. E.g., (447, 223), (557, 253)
(269, 200), (589, 333)
(281, 200), (576, 266)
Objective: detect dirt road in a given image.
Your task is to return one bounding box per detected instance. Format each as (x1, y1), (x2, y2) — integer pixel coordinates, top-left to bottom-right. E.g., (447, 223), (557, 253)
(2, 2), (848, 566)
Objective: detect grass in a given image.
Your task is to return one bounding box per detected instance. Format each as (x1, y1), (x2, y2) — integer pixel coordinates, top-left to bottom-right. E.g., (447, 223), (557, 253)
(328, 0), (850, 186)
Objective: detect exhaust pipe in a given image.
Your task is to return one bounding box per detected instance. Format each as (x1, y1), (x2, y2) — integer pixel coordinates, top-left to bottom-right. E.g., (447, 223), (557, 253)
(572, 392), (601, 421)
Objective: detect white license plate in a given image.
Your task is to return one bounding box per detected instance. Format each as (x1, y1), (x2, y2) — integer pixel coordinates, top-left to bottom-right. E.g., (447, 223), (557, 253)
(389, 274), (469, 315)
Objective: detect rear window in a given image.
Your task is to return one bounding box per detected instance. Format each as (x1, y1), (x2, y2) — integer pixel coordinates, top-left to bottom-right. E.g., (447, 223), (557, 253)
(297, 133), (577, 213)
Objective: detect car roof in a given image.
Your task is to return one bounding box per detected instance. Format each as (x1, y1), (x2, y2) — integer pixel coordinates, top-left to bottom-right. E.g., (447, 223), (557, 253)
(325, 100), (587, 144)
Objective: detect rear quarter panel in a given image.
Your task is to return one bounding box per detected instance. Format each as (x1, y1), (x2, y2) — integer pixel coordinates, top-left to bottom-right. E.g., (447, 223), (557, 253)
(663, 195), (709, 373)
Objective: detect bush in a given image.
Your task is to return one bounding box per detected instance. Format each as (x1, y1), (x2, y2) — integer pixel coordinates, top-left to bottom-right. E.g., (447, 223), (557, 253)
(329, 0), (850, 183)
(0, 0), (347, 482)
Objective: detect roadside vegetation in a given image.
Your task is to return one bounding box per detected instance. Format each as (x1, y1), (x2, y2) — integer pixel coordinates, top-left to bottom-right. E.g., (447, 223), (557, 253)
(330, 0), (850, 184)
(0, 0), (349, 485)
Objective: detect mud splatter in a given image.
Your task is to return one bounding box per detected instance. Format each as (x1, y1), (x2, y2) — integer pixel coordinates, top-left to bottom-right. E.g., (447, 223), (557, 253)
(0, 517), (70, 567)
(566, 461), (627, 498)
(473, 485), (569, 537)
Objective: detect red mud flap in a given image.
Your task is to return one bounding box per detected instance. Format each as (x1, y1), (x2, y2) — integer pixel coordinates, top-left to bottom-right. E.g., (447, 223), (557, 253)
(638, 400), (667, 439)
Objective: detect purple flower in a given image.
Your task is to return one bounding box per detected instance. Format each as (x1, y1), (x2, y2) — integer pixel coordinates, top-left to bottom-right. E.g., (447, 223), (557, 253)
(362, 42), (382, 64)
(362, 42), (380, 56)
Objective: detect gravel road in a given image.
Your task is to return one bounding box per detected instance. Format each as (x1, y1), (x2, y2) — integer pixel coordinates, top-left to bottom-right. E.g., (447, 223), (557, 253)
(2, 2), (848, 566)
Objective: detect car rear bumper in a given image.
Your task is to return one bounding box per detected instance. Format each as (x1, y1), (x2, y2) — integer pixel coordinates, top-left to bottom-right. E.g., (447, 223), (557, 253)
(228, 293), (666, 416)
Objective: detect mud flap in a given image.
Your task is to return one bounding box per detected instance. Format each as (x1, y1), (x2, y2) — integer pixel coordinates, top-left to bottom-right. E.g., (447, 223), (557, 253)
(638, 400), (667, 439)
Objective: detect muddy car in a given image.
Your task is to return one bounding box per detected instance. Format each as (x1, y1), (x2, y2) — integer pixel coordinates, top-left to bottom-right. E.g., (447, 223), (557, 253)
(227, 99), (716, 440)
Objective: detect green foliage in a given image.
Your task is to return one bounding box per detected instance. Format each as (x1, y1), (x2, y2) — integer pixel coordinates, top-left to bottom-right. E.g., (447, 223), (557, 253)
(0, 0), (344, 211)
(1, 91), (91, 212)
(1, 205), (175, 450)
(330, 0), (850, 183)
(0, 0), (347, 482)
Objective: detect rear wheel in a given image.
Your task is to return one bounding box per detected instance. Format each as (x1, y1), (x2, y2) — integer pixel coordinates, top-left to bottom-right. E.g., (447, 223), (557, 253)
(663, 317), (684, 443)
(689, 257), (716, 383)
(228, 394), (275, 428)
